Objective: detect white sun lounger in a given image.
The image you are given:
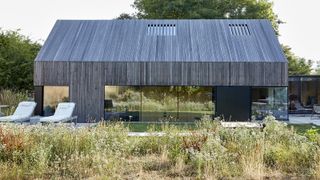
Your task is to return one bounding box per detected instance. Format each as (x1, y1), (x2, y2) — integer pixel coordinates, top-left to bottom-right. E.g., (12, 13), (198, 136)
(0, 101), (37, 123)
(40, 102), (77, 123)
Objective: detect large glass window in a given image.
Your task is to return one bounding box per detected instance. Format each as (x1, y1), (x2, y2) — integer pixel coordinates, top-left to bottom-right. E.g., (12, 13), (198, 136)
(104, 86), (214, 122)
(141, 86), (178, 121)
(301, 80), (318, 107)
(43, 86), (69, 116)
(177, 87), (214, 121)
(104, 86), (141, 121)
(288, 77), (320, 114)
(251, 87), (288, 120)
(288, 81), (300, 112)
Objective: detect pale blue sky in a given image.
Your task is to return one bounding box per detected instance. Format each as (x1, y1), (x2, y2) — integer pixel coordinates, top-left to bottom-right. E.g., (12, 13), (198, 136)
(0, 0), (319, 62)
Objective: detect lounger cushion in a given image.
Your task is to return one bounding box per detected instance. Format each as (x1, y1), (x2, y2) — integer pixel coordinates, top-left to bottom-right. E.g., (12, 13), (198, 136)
(54, 103), (75, 117)
(0, 101), (37, 122)
(39, 102), (75, 123)
(0, 115), (29, 122)
(40, 115), (71, 123)
(13, 101), (37, 117)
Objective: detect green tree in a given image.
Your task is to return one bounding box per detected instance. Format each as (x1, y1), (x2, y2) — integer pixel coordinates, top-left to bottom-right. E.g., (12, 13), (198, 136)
(128, 0), (280, 32)
(0, 29), (41, 91)
(282, 45), (312, 75)
(314, 61), (320, 75)
(117, 13), (136, 19)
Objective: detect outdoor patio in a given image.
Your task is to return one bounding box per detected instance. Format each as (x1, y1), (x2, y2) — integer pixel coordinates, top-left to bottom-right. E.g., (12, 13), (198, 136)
(289, 114), (320, 125)
(71, 115), (320, 131)
(39, 114), (320, 127)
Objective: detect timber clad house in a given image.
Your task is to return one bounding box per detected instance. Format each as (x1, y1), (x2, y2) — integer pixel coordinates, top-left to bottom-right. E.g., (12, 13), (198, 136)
(34, 19), (288, 123)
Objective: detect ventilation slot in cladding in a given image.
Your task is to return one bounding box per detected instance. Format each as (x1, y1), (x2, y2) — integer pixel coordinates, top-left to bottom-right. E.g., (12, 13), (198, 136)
(147, 24), (176, 36)
(229, 24), (251, 36)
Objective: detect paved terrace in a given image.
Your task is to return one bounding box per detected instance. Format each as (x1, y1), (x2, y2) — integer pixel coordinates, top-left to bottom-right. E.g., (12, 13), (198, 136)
(2, 114), (316, 136)
(289, 114), (320, 125)
(71, 114), (320, 127)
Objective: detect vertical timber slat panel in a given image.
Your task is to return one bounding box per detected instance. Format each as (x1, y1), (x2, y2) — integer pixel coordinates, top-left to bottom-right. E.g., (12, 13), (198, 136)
(35, 61), (287, 121)
(70, 62), (104, 122)
(34, 61), (43, 85)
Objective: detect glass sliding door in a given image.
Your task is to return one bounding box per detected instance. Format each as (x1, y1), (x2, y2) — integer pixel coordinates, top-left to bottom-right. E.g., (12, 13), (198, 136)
(251, 87), (288, 120)
(301, 80), (318, 107)
(43, 86), (69, 116)
(141, 86), (178, 121)
(288, 81), (301, 113)
(104, 86), (215, 122)
(104, 86), (141, 121)
(288, 76), (319, 114)
(178, 86), (214, 121)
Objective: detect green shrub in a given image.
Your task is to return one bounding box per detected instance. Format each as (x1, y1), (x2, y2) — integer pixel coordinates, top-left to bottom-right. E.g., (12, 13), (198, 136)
(262, 116), (318, 175)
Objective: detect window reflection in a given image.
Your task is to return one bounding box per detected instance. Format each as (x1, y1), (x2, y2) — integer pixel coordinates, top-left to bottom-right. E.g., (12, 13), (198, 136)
(251, 87), (288, 120)
(104, 86), (140, 121)
(301, 80), (317, 107)
(104, 86), (214, 122)
(288, 78), (319, 114)
(43, 86), (69, 116)
(141, 86), (178, 121)
(288, 81), (300, 112)
(177, 87), (213, 121)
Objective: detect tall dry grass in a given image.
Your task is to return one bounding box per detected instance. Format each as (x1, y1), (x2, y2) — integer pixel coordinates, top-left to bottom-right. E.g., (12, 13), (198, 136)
(0, 116), (319, 179)
(0, 89), (29, 115)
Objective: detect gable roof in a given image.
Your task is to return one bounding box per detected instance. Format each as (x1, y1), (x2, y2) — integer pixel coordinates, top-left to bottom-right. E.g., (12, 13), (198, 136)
(35, 19), (287, 62)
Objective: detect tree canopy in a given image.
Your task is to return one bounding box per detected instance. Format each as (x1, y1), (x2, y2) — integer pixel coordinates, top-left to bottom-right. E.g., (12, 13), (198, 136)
(282, 45), (312, 75)
(314, 61), (320, 75)
(0, 29), (41, 91)
(120, 0), (280, 32)
(117, 13), (136, 20)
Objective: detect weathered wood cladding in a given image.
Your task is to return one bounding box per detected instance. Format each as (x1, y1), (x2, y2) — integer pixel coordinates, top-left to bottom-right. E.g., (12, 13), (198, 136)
(69, 63), (105, 122)
(36, 20), (287, 63)
(34, 61), (69, 86)
(35, 61), (287, 86)
(34, 61), (287, 122)
(229, 62), (288, 86)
